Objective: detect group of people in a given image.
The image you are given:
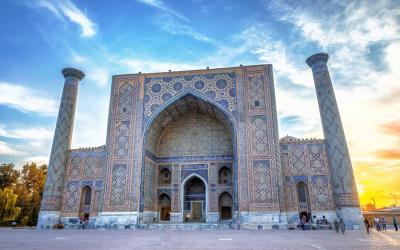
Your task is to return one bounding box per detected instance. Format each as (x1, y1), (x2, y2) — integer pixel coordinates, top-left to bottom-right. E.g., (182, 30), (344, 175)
(364, 216), (398, 233)
(333, 217), (346, 234)
(79, 215), (90, 229)
(364, 216), (398, 234)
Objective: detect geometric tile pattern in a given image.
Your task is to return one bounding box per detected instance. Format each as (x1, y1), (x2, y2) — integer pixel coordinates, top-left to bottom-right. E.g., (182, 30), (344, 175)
(310, 58), (359, 207)
(42, 80), (79, 211)
(117, 83), (134, 118)
(253, 160), (272, 203)
(70, 156), (81, 179)
(83, 156), (95, 179)
(250, 115), (269, 155)
(64, 181), (79, 212)
(308, 144), (325, 173)
(281, 139), (335, 212)
(110, 164), (127, 206)
(144, 159), (156, 210)
(292, 145), (305, 172)
(143, 73), (237, 123)
(249, 75), (266, 110)
(311, 175), (331, 210)
(114, 122), (130, 159)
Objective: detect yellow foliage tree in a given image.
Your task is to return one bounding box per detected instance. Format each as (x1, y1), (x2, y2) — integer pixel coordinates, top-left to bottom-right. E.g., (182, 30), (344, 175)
(0, 187), (21, 223)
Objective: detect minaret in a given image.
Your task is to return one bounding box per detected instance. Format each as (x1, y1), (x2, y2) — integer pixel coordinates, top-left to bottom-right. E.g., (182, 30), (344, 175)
(306, 53), (362, 229)
(37, 68), (85, 229)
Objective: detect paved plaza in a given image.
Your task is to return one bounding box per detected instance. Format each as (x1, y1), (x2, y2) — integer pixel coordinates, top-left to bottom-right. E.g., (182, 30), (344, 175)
(0, 228), (399, 250)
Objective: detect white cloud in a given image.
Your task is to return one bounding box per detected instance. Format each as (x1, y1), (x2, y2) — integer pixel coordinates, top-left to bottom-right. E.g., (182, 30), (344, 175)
(264, 1), (400, 169)
(0, 82), (58, 116)
(119, 58), (199, 73)
(0, 141), (24, 156)
(87, 68), (110, 87)
(33, 0), (96, 38)
(0, 124), (53, 140)
(137, 0), (212, 42)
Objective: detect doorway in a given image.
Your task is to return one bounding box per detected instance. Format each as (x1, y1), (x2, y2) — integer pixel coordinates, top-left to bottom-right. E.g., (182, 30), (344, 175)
(184, 176), (206, 222)
(158, 193), (171, 221)
(218, 192), (232, 220)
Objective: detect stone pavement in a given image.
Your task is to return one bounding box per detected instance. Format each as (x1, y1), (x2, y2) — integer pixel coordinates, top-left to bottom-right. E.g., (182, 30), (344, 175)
(0, 228), (399, 250)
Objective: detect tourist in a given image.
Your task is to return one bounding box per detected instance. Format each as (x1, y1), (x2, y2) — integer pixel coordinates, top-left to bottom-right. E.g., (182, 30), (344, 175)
(333, 219), (339, 233)
(339, 217), (345, 234)
(374, 217), (380, 231)
(381, 217), (387, 231)
(393, 217), (398, 231)
(364, 217), (370, 234)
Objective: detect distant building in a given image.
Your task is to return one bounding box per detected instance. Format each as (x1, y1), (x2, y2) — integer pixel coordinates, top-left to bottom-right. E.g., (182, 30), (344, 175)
(37, 53), (363, 229)
(363, 207), (400, 225)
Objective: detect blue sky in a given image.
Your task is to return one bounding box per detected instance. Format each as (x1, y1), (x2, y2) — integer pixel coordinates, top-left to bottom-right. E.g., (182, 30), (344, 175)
(0, 0), (399, 206)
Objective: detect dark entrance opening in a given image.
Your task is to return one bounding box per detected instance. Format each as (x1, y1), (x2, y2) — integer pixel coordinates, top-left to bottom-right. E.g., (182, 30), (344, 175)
(184, 176), (206, 222)
(218, 192), (233, 220)
(158, 193), (171, 221)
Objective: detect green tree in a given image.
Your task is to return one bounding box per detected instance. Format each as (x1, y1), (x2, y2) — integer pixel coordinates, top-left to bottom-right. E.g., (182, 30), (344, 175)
(0, 163), (20, 189)
(15, 163), (47, 226)
(0, 187), (21, 223)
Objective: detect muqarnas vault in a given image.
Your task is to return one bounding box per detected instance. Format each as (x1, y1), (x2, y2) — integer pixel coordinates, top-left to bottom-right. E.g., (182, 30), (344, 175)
(38, 53), (362, 230)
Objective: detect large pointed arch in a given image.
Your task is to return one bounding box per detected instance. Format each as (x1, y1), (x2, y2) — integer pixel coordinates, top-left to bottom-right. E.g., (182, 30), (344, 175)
(139, 91), (238, 222)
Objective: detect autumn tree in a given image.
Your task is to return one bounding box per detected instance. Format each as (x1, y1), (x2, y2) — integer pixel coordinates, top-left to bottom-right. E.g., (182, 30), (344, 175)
(0, 187), (21, 224)
(0, 163), (20, 189)
(14, 163), (47, 226)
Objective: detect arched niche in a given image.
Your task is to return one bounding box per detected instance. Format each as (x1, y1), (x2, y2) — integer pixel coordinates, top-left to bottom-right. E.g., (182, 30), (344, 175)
(141, 93), (237, 218)
(218, 192), (233, 220)
(218, 166), (232, 185)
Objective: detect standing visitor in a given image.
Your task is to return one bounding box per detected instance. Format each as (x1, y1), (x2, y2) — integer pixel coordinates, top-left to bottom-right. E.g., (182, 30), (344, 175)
(393, 217), (398, 231)
(339, 217), (345, 234)
(334, 219), (339, 233)
(364, 217), (370, 234)
(374, 217), (380, 231)
(381, 217), (387, 231)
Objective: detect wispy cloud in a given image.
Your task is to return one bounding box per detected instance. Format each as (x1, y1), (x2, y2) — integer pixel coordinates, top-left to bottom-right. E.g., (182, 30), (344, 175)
(0, 124), (53, 140)
(155, 14), (213, 43)
(119, 58), (199, 73)
(137, 0), (188, 22)
(0, 82), (58, 116)
(32, 0), (96, 38)
(0, 141), (25, 156)
(137, 0), (212, 42)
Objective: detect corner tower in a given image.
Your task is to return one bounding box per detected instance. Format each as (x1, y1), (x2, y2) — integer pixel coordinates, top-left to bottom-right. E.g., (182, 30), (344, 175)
(38, 68), (85, 229)
(306, 53), (362, 229)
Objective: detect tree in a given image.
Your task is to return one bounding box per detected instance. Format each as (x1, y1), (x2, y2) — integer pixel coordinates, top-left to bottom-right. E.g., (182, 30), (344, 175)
(15, 163), (47, 226)
(0, 163), (20, 189)
(0, 187), (21, 223)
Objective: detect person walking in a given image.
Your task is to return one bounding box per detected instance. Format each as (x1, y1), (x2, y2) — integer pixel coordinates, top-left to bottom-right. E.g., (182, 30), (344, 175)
(339, 217), (345, 234)
(374, 217), (380, 231)
(381, 217), (387, 231)
(393, 217), (398, 231)
(364, 217), (370, 234)
(334, 219), (339, 233)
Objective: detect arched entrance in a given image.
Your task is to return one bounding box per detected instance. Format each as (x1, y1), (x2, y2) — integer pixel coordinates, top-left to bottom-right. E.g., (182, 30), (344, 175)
(158, 193), (171, 221)
(79, 186), (92, 221)
(296, 182), (311, 222)
(141, 92), (236, 223)
(183, 176), (206, 222)
(218, 192), (233, 220)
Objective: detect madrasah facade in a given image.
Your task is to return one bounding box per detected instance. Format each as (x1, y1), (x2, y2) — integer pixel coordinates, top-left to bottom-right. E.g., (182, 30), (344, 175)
(37, 53), (362, 230)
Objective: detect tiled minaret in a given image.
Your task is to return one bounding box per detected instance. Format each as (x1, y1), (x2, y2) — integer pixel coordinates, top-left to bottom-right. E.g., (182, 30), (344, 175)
(37, 68), (85, 229)
(306, 53), (362, 229)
